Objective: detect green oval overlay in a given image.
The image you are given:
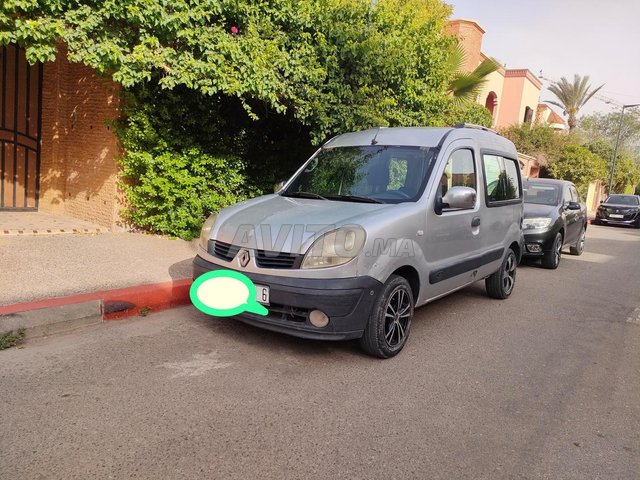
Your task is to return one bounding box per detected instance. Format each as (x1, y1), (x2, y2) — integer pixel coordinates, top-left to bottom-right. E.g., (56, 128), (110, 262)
(190, 270), (269, 317)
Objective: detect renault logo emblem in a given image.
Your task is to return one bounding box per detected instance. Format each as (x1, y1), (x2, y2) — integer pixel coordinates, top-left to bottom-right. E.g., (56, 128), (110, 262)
(238, 249), (251, 268)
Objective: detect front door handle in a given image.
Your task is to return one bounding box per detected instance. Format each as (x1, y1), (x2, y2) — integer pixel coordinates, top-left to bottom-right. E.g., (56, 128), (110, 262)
(471, 216), (481, 227)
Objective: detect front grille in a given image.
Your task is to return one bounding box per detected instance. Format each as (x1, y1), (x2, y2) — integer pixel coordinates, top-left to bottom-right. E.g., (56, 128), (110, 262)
(208, 241), (302, 269)
(255, 250), (302, 269)
(209, 240), (241, 261)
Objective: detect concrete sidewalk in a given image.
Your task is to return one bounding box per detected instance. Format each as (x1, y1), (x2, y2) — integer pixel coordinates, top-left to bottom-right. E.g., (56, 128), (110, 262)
(0, 232), (197, 306)
(1, 231), (198, 336)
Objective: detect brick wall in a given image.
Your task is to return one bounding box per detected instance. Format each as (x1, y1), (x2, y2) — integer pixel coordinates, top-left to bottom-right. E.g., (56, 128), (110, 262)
(39, 45), (122, 229)
(39, 51), (66, 214)
(446, 20), (485, 73)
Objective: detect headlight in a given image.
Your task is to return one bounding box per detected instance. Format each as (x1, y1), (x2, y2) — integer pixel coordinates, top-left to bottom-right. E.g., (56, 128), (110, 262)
(301, 227), (366, 269)
(199, 214), (218, 250)
(523, 217), (552, 230)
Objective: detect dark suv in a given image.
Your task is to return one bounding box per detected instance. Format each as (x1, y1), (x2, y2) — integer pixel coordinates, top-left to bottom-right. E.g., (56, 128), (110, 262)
(594, 194), (640, 228)
(522, 178), (587, 269)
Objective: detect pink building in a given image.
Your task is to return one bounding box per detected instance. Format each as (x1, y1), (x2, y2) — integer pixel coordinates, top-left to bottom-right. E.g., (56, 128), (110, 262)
(447, 19), (565, 131)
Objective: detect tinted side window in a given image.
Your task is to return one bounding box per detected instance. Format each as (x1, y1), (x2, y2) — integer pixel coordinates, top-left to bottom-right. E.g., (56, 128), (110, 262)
(503, 158), (521, 200)
(483, 154), (503, 201)
(563, 187), (572, 205)
(439, 149), (476, 200)
(483, 154), (521, 204)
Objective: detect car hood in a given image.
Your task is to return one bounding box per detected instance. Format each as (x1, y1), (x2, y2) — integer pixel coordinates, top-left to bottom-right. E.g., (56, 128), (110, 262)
(600, 202), (640, 209)
(212, 194), (393, 253)
(524, 203), (557, 218)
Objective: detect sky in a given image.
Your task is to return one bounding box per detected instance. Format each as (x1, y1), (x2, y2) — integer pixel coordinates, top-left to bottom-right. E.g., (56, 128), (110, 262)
(449, 0), (640, 118)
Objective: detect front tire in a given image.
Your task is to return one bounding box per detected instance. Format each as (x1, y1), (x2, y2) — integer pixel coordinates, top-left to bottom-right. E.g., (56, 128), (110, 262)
(569, 227), (586, 255)
(542, 232), (562, 269)
(360, 275), (414, 359)
(485, 249), (517, 299)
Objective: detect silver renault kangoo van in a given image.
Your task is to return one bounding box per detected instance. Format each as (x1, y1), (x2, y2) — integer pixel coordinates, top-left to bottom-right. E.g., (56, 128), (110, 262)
(194, 125), (524, 358)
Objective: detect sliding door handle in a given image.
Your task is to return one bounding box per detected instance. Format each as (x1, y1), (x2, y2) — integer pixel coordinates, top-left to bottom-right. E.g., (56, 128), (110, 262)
(471, 217), (481, 227)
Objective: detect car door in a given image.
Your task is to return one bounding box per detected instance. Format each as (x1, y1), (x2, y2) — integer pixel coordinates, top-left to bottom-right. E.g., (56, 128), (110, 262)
(480, 153), (522, 272)
(562, 185), (579, 244)
(569, 184), (586, 233)
(422, 141), (485, 299)
(482, 151), (523, 255)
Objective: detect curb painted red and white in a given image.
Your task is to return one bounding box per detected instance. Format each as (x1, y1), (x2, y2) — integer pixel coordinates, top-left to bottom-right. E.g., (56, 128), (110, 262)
(0, 278), (193, 321)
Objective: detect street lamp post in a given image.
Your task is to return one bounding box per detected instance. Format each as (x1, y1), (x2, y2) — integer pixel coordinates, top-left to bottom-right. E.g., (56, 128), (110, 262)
(608, 103), (640, 194)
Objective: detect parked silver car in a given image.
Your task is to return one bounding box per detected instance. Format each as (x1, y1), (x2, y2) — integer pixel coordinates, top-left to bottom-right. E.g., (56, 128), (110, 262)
(194, 125), (524, 358)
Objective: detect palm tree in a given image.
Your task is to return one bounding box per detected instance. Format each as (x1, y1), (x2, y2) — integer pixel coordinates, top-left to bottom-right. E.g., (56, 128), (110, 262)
(447, 43), (500, 104)
(547, 74), (604, 131)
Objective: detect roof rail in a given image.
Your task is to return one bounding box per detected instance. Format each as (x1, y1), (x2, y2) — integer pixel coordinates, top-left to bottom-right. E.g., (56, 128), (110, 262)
(453, 123), (498, 134)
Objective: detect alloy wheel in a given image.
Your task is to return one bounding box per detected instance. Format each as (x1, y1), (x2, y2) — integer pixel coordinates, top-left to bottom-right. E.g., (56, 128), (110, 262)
(384, 286), (412, 348)
(554, 236), (562, 266)
(502, 253), (516, 294)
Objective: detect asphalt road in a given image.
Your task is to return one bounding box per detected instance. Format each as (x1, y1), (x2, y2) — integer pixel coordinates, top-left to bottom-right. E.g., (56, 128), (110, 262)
(1, 225), (639, 479)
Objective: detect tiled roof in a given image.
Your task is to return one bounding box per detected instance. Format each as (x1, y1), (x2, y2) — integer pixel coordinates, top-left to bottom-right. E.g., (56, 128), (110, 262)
(547, 109), (566, 125)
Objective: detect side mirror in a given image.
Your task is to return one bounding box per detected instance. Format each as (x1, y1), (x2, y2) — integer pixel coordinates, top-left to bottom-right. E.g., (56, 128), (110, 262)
(442, 186), (477, 210)
(274, 180), (286, 193)
(567, 201), (581, 210)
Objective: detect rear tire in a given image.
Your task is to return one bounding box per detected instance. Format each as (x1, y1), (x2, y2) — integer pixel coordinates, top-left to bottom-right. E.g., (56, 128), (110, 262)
(485, 249), (517, 299)
(542, 232), (562, 269)
(360, 275), (414, 359)
(569, 227), (585, 255)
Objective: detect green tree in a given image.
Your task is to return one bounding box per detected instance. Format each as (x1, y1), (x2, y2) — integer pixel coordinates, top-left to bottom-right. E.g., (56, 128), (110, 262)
(586, 140), (640, 194)
(1, 0), (471, 143)
(580, 109), (640, 146)
(500, 123), (571, 164)
(580, 109), (640, 164)
(445, 100), (493, 127)
(548, 144), (607, 195)
(1, 0), (494, 237)
(446, 43), (500, 104)
(546, 74), (604, 131)
(116, 102), (253, 239)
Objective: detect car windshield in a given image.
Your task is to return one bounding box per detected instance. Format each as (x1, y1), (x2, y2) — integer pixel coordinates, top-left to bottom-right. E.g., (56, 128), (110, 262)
(282, 146), (437, 204)
(605, 195), (639, 206)
(523, 183), (560, 206)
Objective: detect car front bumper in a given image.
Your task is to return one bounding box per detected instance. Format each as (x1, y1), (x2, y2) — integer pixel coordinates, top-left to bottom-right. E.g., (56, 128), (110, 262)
(594, 211), (639, 226)
(193, 255), (382, 341)
(522, 229), (557, 257)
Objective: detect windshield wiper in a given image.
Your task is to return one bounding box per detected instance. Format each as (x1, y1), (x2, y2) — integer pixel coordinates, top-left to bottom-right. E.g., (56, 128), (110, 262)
(281, 191), (328, 200)
(325, 194), (384, 204)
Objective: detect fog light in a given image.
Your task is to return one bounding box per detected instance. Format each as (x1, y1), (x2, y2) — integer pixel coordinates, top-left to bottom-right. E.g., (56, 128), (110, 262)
(527, 244), (542, 253)
(309, 309), (330, 328)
